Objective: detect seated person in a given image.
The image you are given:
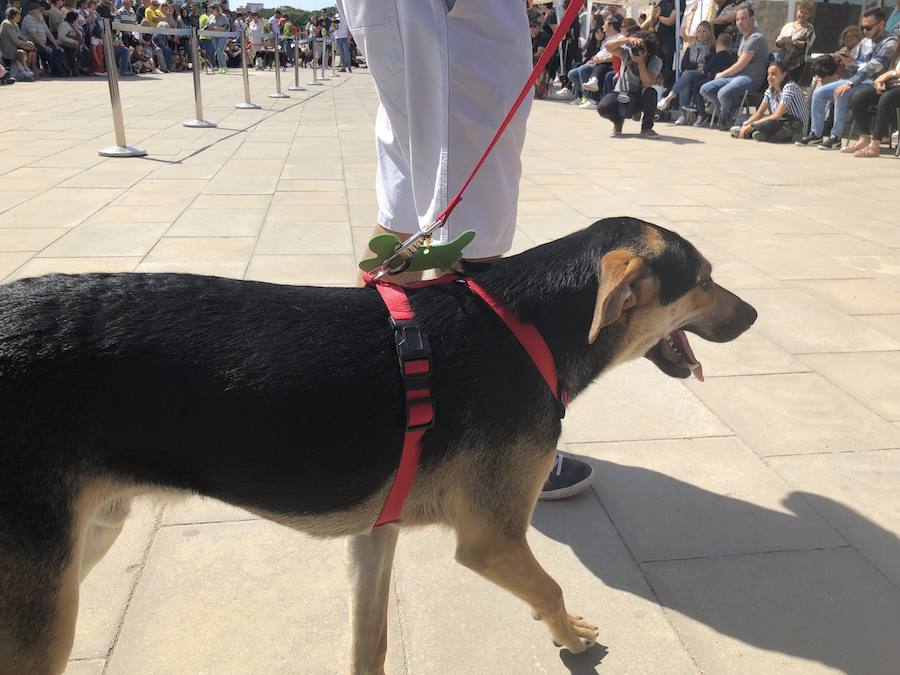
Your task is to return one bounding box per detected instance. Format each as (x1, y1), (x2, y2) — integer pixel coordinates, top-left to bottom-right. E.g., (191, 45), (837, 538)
(584, 16), (624, 98)
(21, 3), (65, 75)
(698, 6), (768, 130)
(596, 30), (663, 137)
(658, 20), (715, 122)
(834, 24), (864, 79)
(130, 35), (155, 73)
(56, 10), (86, 75)
(152, 21), (172, 72)
(261, 37), (274, 70)
(842, 42), (900, 157)
(562, 16), (623, 106)
(796, 7), (898, 149)
(225, 38), (241, 68)
(1, 7), (37, 81)
(560, 25), (607, 103)
(692, 32), (736, 125)
(731, 61), (808, 142)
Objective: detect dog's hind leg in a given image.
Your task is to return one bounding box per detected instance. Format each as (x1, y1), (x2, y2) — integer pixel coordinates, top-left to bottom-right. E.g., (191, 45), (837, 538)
(346, 525), (400, 675)
(79, 495), (131, 582)
(0, 503), (82, 674)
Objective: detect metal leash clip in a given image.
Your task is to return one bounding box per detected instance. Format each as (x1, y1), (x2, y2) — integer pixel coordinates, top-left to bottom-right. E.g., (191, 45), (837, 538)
(372, 215), (447, 281)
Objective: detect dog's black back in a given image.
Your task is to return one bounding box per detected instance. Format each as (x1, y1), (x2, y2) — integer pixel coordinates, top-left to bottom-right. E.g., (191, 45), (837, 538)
(0, 269), (562, 520)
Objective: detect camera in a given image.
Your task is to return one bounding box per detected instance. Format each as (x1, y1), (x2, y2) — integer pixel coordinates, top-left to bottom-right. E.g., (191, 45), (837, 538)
(622, 43), (644, 57)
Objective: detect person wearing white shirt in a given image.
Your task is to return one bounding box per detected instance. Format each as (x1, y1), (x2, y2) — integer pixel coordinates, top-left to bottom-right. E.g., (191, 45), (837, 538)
(334, 15), (350, 71)
(116, 0), (136, 23)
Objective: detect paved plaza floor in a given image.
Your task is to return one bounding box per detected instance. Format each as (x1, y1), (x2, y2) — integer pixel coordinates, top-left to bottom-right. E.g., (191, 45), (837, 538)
(2, 68), (899, 674)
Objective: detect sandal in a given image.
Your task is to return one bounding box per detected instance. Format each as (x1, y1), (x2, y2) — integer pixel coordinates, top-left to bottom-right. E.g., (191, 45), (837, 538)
(841, 138), (869, 154)
(610, 121), (623, 137)
(853, 145), (880, 158)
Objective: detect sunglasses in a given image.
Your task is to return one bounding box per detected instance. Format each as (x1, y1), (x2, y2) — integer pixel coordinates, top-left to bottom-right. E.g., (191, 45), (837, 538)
(861, 24), (877, 31)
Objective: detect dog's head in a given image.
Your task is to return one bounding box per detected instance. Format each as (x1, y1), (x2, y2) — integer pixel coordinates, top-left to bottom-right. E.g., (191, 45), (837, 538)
(586, 218), (756, 381)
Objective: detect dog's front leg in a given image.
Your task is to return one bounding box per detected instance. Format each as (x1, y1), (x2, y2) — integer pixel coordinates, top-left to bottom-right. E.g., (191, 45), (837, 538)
(454, 520), (598, 654)
(346, 525), (400, 675)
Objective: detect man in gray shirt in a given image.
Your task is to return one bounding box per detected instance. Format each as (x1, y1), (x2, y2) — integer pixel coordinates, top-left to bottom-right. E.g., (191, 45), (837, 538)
(699, 6), (768, 129)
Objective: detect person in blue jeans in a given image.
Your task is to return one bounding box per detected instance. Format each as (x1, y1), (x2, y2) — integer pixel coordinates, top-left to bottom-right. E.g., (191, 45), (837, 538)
(334, 15), (351, 71)
(657, 20), (715, 123)
(796, 7), (898, 150)
(698, 6), (768, 130)
(206, 3), (229, 73)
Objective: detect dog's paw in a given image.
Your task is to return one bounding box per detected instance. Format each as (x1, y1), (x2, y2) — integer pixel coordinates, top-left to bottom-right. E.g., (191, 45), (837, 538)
(553, 614), (599, 654)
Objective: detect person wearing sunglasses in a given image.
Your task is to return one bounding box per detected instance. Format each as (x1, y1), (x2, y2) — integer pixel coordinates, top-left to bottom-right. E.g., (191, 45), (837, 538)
(797, 7), (898, 149)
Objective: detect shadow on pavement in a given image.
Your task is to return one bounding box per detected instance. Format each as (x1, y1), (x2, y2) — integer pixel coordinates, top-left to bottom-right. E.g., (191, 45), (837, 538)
(532, 458), (900, 674)
(558, 643), (609, 674)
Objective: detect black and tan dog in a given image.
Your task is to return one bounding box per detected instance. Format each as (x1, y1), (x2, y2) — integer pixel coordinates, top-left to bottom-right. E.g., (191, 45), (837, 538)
(0, 217), (755, 674)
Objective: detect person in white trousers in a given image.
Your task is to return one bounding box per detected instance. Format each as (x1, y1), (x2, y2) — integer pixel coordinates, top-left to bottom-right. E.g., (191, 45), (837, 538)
(339, 0), (594, 500)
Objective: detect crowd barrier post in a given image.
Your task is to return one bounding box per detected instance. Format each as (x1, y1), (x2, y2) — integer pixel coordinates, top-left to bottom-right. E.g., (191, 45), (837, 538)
(98, 19), (146, 157)
(319, 37), (329, 81)
(288, 35), (305, 91)
(236, 37), (260, 109)
(270, 32), (289, 98)
(330, 38), (338, 77)
(308, 38), (322, 86)
(184, 27), (216, 127)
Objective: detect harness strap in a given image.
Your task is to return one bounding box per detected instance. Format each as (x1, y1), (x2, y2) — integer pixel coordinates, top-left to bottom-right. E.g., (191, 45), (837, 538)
(372, 282), (434, 527)
(368, 274), (567, 528)
(462, 278), (567, 410)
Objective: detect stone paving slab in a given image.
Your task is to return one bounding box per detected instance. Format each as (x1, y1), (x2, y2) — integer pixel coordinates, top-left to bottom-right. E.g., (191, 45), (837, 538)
(1, 69), (899, 674)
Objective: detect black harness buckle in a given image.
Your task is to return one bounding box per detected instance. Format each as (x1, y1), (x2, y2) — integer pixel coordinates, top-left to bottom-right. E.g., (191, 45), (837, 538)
(390, 318), (435, 429)
(391, 318), (432, 391)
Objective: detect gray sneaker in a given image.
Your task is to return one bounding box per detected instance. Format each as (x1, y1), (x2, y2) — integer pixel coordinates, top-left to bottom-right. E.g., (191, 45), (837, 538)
(539, 454), (594, 500)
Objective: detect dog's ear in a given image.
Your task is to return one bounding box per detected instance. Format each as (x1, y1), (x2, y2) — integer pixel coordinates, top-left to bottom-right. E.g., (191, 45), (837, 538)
(588, 250), (646, 344)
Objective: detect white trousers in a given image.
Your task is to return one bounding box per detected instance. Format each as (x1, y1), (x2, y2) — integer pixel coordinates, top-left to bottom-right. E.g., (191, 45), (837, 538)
(338, 0), (533, 258)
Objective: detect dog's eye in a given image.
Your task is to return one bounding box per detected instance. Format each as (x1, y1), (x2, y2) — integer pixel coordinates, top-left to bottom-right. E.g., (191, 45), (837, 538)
(699, 279), (711, 291)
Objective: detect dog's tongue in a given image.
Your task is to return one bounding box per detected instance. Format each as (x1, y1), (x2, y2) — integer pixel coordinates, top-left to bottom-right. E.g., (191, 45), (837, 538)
(672, 329), (704, 382)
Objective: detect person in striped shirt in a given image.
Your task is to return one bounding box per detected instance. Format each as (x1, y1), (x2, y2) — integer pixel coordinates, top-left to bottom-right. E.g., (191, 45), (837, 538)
(731, 61), (808, 142)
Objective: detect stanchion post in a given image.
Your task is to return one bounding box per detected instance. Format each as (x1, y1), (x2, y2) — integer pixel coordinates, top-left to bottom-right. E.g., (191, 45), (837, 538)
(270, 31), (289, 98)
(98, 19), (146, 157)
(288, 34), (305, 91)
(319, 37), (329, 81)
(330, 37), (338, 77)
(308, 37), (322, 86)
(236, 37), (260, 109)
(184, 27), (216, 127)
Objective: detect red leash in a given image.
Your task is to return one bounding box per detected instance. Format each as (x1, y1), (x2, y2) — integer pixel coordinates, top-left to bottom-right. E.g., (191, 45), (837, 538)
(374, 1), (584, 277)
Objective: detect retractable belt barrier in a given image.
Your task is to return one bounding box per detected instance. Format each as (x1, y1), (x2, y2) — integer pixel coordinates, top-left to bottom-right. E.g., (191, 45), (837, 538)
(288, 35), (305, 91)
(197, 29), (242, 39)
(97, 18), (146, 157)
(112, 22), (192, 37)
(308, 37), (322, 86)
(269, 32), (288, 98)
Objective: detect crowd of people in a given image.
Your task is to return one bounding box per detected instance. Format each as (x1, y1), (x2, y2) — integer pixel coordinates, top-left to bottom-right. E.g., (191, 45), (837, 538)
(535, 0), (900, 157)
(0, 0), (358, 83)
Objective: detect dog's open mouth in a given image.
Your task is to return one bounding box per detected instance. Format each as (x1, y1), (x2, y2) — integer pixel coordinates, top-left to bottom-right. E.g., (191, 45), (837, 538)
(646, 329), (704, 381)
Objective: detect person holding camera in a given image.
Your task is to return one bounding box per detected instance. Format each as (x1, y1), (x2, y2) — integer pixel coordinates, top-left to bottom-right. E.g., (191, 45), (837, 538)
(597, 30), (663, 137)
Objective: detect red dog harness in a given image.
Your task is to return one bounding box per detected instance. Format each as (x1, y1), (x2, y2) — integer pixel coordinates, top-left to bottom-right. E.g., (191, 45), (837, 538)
(365, 273), (568, 527)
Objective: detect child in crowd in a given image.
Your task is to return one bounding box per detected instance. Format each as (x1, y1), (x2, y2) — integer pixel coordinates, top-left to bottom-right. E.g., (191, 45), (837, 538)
(693, 33), (736, 126)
